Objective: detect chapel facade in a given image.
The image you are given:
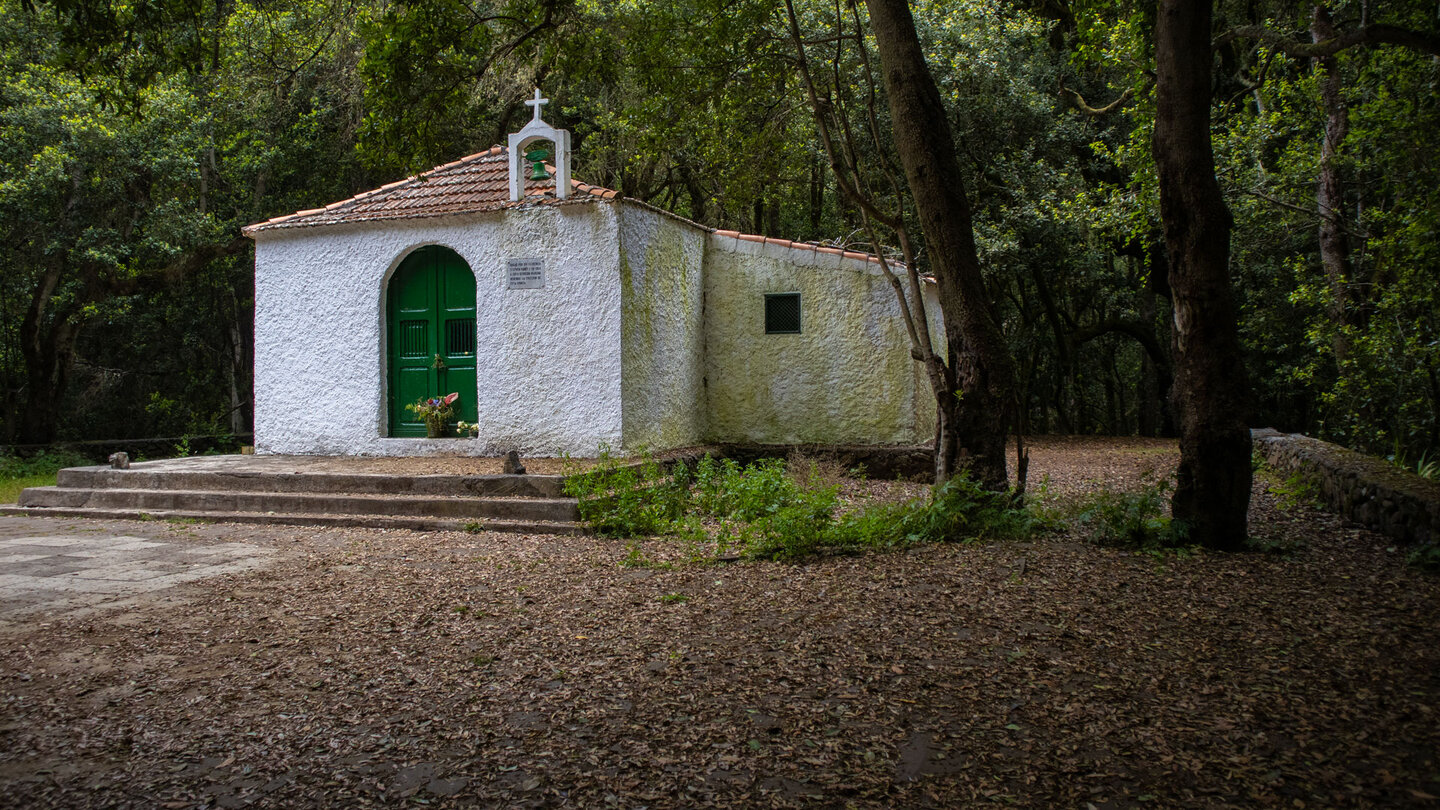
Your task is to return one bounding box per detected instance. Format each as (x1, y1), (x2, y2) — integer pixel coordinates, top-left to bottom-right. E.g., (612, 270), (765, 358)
(243, 94), (939, 457)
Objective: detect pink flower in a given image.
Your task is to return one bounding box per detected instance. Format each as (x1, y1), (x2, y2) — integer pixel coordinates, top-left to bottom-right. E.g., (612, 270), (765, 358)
(443, 392), (459, 405)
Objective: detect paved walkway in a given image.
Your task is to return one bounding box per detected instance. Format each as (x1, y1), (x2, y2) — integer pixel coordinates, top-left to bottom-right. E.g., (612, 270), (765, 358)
(0, 516), (275, 624)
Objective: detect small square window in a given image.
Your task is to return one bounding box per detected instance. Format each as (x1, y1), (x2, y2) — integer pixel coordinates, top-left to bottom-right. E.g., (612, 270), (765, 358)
(764, 293), (801, 334)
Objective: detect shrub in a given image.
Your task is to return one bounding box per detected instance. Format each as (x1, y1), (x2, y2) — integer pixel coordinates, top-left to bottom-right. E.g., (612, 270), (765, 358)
(739, 483), (843, 561)
(566, 452), (1038, 563)
(562, 449), (691, 537)
(693, 456), (798, 522)
(0, 449), (93, 479)
(899, 474), (1036, 543)
(1070, 477), (1188, 549)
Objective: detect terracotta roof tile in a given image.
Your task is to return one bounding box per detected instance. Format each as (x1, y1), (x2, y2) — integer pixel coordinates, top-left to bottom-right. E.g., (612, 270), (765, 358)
(242, 146), (905, 273)
(243, 147), (617, 235)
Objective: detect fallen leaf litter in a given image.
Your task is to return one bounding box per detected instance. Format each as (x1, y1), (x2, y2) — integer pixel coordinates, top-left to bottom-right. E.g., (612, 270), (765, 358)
(0, 437), (1436, 808)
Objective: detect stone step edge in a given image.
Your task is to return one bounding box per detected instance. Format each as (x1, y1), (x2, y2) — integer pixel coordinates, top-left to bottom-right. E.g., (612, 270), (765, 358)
(58, 468), (568, 498)
(26, 486), (578, 507)
(0, 505), (587, 536)
(18, 487), (578, 521)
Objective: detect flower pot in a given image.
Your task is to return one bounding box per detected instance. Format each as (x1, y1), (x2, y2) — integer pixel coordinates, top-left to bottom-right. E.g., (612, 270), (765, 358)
(426, 421), (447, 439)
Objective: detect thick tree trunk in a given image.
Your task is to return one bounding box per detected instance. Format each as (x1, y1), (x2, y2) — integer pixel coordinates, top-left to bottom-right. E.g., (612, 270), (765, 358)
(864, 0), (1015, 488)
(1312, 5), (1356, 362)
(1154, 0), (1253, 549)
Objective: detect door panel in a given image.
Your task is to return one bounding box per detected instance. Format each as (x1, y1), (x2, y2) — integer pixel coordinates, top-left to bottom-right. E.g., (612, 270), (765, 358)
(387, 247), (477, 436)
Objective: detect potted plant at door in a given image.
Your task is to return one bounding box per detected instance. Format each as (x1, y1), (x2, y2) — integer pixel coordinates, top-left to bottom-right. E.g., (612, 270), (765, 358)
(407, 392), (459, 438)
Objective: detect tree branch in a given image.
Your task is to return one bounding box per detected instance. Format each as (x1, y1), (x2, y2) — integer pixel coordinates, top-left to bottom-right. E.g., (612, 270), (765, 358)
(1061, 84), (1136, 115)
(1071, 318), (1169, 371)
(1217, 23), (1440, 58)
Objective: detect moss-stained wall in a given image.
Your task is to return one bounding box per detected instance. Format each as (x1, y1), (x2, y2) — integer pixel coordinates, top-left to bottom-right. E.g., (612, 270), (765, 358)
(617, 205), (707, 450)
(702, 235), (936, 445)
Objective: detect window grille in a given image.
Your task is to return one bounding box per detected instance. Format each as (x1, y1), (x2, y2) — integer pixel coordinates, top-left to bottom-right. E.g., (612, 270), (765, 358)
(764, 293), (801, 334)
(399, 320), (429, 357)
(446, 318), (476, 356)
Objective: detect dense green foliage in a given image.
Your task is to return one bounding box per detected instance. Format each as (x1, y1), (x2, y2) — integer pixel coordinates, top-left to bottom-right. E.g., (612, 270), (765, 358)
(0, 0), (1434, 470)
(564, 453), (1036, 561)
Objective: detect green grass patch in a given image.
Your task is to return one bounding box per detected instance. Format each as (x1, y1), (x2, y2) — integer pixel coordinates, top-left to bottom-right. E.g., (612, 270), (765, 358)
(0, 473), (55, 504)
(0, 450), (92, 504)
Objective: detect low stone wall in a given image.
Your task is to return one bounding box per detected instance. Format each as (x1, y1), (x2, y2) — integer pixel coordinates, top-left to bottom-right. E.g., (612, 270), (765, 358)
(1252, 428), (1440, 546)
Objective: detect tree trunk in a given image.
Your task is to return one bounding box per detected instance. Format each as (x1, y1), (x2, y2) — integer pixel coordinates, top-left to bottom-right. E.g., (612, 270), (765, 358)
(864, 0), (1015, 488)
(1154, 0), (1253, 549)
(1312, 5), (1357, 362)
(18, 263), (80, 445)
(809, 153), (824, 236)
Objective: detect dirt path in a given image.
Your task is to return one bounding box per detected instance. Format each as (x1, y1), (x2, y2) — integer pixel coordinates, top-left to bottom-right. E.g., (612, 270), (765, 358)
(1, 438), (1436, 808)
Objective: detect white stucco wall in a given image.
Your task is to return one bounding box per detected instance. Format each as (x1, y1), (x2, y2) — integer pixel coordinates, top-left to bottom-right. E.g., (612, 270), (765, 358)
(702, 235), (936, 446)
(616, 205), (707, 451)
(252, 203), (624, 456)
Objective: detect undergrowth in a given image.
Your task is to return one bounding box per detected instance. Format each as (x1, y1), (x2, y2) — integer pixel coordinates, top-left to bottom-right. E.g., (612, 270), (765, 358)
(1408, 542), (1440, 573)
(564, 451), (1036, 562)
(1070, 475), (1188, 550)
(0, 450), (92, 504)
(1023, 472), (1198, 556)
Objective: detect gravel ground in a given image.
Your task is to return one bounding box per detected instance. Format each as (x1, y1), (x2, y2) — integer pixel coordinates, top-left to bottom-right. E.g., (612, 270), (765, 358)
(1, 436), (1436, 808)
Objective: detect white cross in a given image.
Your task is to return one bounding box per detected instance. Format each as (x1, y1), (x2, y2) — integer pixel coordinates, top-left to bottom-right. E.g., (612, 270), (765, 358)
(525, 88), (549, 122)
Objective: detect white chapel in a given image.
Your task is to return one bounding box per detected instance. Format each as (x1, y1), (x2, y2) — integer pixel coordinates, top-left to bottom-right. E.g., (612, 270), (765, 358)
(243, 91), (939, 457)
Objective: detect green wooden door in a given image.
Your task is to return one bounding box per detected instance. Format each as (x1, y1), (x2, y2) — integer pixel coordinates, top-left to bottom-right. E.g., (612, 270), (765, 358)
(387, 246), (477, 436)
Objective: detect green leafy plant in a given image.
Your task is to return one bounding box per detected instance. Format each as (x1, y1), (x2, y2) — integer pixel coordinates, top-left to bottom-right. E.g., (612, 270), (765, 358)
(896, 475), (1036, 544)
(567, 452), (1038, 563)
(827, 473), (1037, 553)
(1407, 541), (1440, 573)
(737, 482), (843, 561)
(563, 448), (691, 537)
(1070, 477), (1188, 550)
(693, 456), (799, 521)
(1268, 470), (1322, 511)
(1414, 453), (1438, 481)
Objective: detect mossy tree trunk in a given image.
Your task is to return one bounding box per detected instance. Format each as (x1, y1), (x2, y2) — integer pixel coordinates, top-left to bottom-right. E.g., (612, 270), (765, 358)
(863, 0), (1016, 489)
(1154, 0), (1253, 549)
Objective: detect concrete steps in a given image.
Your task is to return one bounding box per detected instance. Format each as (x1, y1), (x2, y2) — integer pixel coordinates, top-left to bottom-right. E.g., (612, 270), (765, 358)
(5, 459), (585, 534)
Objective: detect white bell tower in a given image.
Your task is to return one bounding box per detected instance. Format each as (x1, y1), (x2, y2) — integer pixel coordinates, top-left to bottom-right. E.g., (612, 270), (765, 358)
(508, 88), (571, 202)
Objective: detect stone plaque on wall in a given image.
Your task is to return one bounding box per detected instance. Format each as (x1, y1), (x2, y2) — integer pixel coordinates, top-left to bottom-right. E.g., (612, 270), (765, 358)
(506, 258), (545, 290)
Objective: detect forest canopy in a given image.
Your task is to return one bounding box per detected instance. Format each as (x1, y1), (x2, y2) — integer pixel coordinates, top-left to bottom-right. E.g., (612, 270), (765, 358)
(1, 0), (1436, 470)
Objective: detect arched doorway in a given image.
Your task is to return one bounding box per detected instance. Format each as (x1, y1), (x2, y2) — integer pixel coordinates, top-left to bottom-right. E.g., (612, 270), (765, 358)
(386, 246), (477, 436)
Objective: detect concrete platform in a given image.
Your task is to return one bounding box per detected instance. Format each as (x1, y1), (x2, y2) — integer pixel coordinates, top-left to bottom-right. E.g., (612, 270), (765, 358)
(0, 517), (277, 622)
(5, 455), (585, 534)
